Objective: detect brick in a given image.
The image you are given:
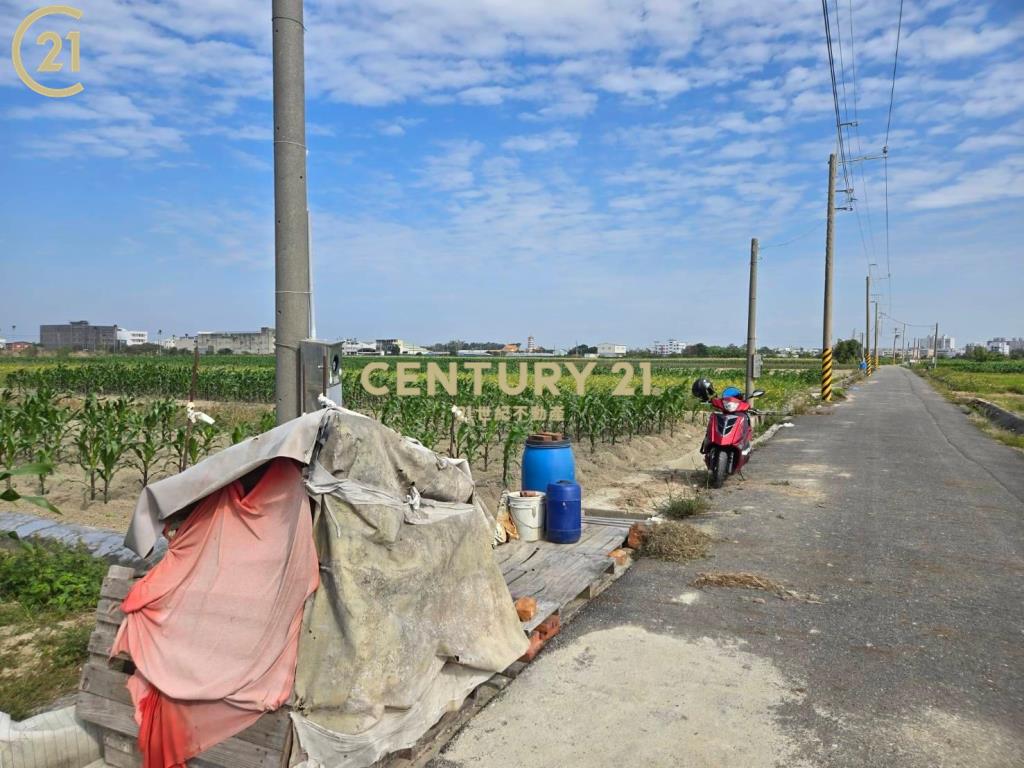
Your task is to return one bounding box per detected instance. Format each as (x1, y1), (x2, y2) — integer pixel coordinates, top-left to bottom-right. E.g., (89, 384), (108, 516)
(515, 596), (537, 622)
(607, 548), (631, 567)
(537, 613), (560, 642)
(627, 522), (652, 549)
(519, 632), (544, 662)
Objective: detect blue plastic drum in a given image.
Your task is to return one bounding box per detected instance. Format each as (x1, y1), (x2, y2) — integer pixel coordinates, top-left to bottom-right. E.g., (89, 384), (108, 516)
(521, 435), (576, 493)
(545, 480), (582, 544)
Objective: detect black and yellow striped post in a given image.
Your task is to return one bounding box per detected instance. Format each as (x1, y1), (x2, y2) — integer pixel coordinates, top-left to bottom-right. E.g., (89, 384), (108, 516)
(821, 347), (833, 401)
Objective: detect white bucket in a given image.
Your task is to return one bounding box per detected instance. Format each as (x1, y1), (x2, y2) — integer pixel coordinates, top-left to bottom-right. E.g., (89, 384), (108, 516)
(507, 491), (545, 542)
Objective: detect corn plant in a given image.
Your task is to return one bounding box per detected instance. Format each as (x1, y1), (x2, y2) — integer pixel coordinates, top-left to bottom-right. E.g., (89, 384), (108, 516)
(0, 463), (60, 514)
(130, 399), (176, 486)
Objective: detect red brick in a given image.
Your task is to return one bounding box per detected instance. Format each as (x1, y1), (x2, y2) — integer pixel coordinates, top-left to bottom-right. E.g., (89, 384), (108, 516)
(607, 547), (631, 567)
(515, 596), (537, 622)
(627, 522), (652, 549)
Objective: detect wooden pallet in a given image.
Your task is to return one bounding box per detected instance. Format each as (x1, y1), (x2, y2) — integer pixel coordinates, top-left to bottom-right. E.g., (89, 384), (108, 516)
(79, 522), (632, 768)
(76, 566), (292, 768)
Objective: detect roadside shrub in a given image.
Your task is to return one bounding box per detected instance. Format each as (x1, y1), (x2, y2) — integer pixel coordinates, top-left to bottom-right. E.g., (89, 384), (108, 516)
(0, 537), (106, 613)
(656, 490), (710, 519)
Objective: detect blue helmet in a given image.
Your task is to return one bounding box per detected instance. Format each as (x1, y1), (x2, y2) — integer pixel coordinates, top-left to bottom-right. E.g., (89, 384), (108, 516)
(721, 386), (742, 399)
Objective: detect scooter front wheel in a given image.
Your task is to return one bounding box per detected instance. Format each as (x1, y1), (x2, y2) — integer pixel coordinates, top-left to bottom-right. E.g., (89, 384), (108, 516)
(711, 450), (729, 488)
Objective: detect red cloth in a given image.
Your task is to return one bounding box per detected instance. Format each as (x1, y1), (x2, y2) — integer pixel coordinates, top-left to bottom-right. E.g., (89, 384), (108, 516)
(112, 459), (319, 768)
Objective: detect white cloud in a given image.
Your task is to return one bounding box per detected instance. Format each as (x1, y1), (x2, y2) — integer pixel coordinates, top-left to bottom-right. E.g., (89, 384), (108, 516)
(502, 130), (578, 153)
(908, 157), (1024, 210)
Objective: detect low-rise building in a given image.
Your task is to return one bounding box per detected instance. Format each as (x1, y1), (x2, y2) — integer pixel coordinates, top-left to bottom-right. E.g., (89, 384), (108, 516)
(40, 321), (119, 351)
(597, 343), (627, 357)
(116, 329), (149, 346)
(987, 338), (1011, 356)
(166, 328), (275, 354)
(375, 338), (428, 355)
(651, 339), (688, 356)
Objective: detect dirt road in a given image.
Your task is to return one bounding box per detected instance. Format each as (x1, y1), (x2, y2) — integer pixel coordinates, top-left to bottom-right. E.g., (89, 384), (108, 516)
(437, 367), (1024, 767)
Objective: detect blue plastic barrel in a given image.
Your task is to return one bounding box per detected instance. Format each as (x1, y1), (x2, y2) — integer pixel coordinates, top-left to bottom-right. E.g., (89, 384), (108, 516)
(521, 435), (576, 493)
(545, 480), (582, 544)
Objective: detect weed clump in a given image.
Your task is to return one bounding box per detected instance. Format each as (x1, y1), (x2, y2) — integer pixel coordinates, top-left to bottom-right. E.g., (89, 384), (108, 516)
(641, 522), (711, 562)
(0, 537), (106, 613)
(656, 491), (710, 519)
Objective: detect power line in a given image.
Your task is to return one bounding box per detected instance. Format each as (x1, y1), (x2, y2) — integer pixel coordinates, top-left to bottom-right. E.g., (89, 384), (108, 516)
(821, 0), (852, 197)
(883, 0), (905, 318)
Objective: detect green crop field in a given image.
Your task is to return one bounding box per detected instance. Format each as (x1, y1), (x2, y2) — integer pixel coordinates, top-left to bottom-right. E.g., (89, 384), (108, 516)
(918, 359), (1024, 418)
(0, 353), (827, 497)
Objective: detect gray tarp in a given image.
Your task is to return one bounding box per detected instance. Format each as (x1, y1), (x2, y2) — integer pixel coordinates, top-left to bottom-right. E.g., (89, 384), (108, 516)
(122, 407), (528, 768)
(125, 410), (329, 556)
(289, 411), (528, 765)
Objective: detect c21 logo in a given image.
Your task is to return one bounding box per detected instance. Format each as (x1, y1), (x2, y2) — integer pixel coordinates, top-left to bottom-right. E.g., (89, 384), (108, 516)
(11, 5), (83, 98)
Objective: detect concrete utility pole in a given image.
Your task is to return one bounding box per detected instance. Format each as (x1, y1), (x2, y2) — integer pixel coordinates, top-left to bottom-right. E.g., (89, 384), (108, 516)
(865, 275), (871, 374)
(745, 237), (758, 399)
(901, 322), (907, 364)
(272, 0), (312, 425)
(821, 154), (836, 401)
(932, 322), (939, 369)
(873, 301), (880, 372)
(892, 328), (899, 366)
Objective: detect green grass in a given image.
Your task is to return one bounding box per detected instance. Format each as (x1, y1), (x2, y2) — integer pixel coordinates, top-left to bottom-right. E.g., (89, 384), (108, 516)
(0, 538), (105, 720)
(656, 490), (710, 519)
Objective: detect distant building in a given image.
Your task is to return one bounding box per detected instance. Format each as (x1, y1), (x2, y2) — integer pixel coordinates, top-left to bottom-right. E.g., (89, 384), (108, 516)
(913, 335), (957, 358)
(116, 329), (149, 346)
(0, 338), (5, 350)
(987, 338), (1011, 356)
(526, 336), (536, 353)
(375, 338), (428, 355)
(6, 341), (32, 353)
(651, 339), (688, 356)
(40, 321), (118, 351)
(167, 328), (275, 354)
(340, 339), (379, 355)
(597, 343), (627, 357)
(501, 343), (521, 354)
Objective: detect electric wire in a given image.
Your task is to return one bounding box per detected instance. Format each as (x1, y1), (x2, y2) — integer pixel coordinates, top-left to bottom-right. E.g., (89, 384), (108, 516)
(821, 0), (853, 197)
(882, 0), (905, 317)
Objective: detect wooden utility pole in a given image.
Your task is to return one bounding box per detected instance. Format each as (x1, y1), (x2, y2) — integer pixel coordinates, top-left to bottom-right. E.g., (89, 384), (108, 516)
(273, 0), (311, 424)
(873, 301), (880, 372)
(745, 237), (758, 399)
(865, 275), (871, 374)
(821, 154), (836, 400)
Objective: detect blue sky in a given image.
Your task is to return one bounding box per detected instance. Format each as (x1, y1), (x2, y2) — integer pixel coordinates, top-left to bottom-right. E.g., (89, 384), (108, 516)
(1, 0), (1021, 350)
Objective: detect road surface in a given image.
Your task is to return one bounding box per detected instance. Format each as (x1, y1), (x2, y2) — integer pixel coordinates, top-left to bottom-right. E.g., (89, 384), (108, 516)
(438, 367), (1024, 768)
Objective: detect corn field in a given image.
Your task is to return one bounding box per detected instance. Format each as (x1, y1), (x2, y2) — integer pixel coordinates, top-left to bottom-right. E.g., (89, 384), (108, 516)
(0, 356), (819, 502)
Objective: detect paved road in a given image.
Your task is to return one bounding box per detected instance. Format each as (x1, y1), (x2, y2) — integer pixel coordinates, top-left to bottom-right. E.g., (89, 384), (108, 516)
(439, 367), (1024, 768)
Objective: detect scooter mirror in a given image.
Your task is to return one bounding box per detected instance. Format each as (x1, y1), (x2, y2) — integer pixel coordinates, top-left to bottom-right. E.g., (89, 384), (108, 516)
(751, 389), (766, 398)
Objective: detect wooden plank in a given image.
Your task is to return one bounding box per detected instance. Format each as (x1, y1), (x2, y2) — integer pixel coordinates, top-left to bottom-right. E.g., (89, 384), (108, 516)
(77, 692), (283, 768)
(79, 665), (290, 750)
(101, 577), (133, 602)
(96, 597), (126, 627)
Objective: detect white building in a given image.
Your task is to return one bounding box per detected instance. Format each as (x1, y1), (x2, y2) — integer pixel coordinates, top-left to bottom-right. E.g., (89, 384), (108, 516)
(597, 343), (627, 357)
(0, 338), (6, 350)
(987, 338), (1011, 356)
(165, 328), (275, 354)
(116, 329), (149, 346)
(651, 339), (688, 356)
(341, 339), (379, 355)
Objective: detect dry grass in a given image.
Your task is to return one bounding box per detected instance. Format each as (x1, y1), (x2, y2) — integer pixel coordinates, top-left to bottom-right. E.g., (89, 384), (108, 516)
(641, 522), (711, 562)
(692, 571), (823, 603)
(655, 490), (710, 519)
(693, 571), (787, 594)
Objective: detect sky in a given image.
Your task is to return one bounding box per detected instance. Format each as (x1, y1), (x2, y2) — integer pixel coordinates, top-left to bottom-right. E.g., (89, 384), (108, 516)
(1, 0), (1022, 350)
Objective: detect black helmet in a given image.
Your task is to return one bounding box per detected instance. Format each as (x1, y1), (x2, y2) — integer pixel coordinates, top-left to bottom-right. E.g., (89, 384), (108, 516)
(692, 378), (715, 401)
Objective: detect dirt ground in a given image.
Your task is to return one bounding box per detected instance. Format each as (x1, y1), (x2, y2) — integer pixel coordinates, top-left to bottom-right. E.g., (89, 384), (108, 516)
(9, 418), (710, 534)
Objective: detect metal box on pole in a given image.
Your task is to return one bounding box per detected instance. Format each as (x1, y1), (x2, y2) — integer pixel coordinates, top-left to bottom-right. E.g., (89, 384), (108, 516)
(300, 339), (344, 413)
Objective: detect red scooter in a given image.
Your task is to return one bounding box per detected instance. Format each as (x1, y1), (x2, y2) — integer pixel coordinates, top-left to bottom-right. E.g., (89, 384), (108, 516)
(691, 378), (765, 488)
